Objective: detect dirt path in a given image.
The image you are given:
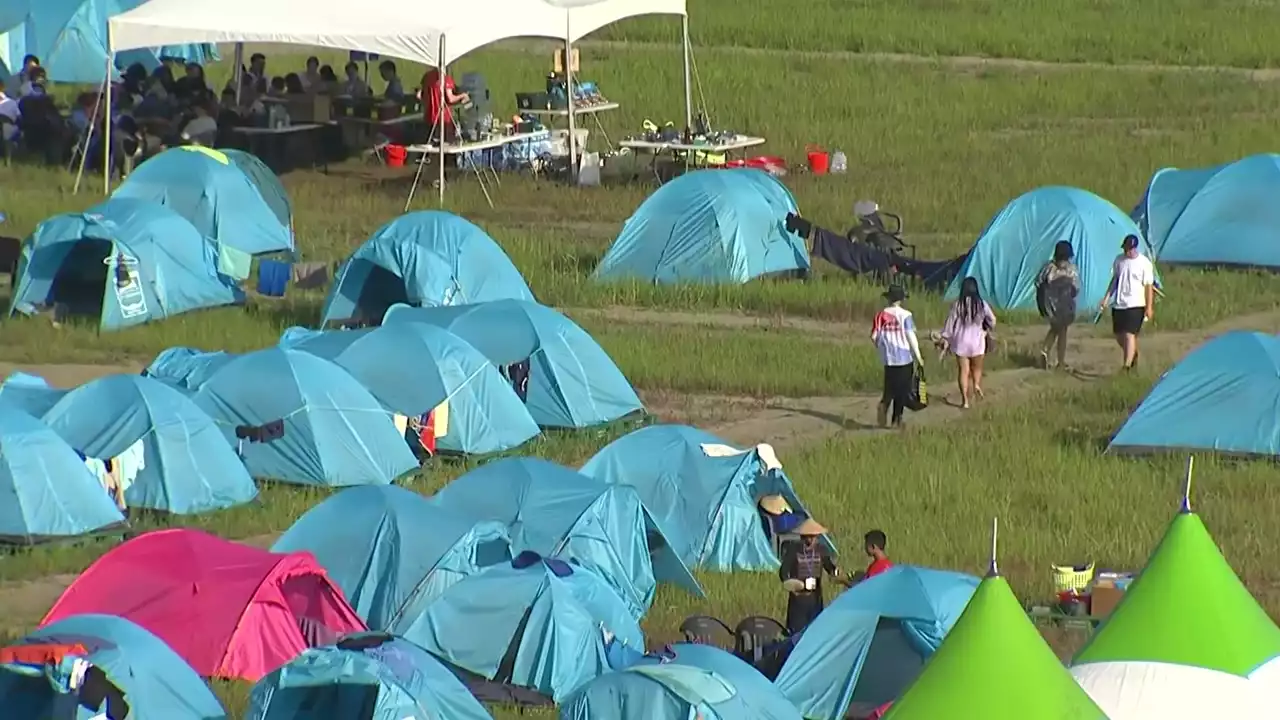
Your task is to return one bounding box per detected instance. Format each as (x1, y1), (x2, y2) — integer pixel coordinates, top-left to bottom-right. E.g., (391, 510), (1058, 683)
(0, 362), (142, 389)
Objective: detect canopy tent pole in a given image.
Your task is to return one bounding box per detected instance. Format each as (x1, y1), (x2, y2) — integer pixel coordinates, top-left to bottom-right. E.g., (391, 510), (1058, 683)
(102, 52), (113, 196)
(72, 76), (107, 195)
(681, 15), (693, 129)
(232, 43), (244, 104)
(565, 13), (578, 181)
(437, 35), (447, 205)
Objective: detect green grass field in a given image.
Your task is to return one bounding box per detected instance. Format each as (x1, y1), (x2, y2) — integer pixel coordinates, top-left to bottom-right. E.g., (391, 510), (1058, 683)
(3, 6), (1280, 717)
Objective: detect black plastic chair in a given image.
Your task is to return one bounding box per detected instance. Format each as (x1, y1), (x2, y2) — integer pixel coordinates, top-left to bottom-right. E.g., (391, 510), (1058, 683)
(734, 616), (789, 667)
(849, 201), (915, 259)
(679, 615), (734, 648)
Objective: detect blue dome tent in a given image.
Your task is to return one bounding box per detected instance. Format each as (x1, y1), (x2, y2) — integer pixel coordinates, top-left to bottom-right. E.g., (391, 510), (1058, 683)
(1109, 331), (1280, 456)
(581, 424), (825, 571)
(774, 566), (980, 720)
(0, 0), (217, 84)
(248, 633), (492, 720)
(383, 300), (643, 428)
(320, 211), (533, 326)
(946, 186), (1144, 312)
(41, 374), (258, 514)
(113, 147), (293, 256)
(192, 348), (418, 487)
(433, 457), (703, 618)
(0, 614), (226, 720)
(562, 643), (802, 720)
(143, 347), (236, 393)
(398, 554), (643, 702)
(0, 372), (67, 416)
(8, 198), (243, 330)
(281, 324), (540, 455)
(1134, 154), (1280, 268)
(0, 405), (126, 545)
(272, 485), (511, 631)
(593, 169), (808, 284)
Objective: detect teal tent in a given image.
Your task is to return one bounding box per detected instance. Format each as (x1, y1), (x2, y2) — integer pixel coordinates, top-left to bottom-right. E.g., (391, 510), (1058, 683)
(398, 553), (644, 702)
(280, 324), (540, 455)
(320, 211), (533, 326)
(42, 374), (258, 514)
(143, 347), (235, 393)
(8, 198), (243, 330)
(113, 147), (293, 256)
(192, 348), (418, 487)
(593, 169), (808, 283)
(581, 424), (823, 571)
(946, 186), (1145, 312)
(0, 614), (225, 719)
(433, 457), (703, 618)
(0, 405), (126, 544)
(247, 633), (491, 720)
(272, 485), (511, 631)
(0, 372), (67, 416)
(383, 300), (643, 428)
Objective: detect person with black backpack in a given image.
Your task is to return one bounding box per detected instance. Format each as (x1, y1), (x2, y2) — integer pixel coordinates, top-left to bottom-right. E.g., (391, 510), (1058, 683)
(1035, 241), (1081, 370)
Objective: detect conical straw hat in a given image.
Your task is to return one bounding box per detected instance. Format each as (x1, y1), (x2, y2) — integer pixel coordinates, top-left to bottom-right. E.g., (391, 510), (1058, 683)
(795, 518), (827, 536)
(758, 495), (791, 515)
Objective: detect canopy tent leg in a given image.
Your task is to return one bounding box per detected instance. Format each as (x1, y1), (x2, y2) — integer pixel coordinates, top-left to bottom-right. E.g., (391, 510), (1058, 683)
(438, 35), (447, 206)
(232, 43), (244, 104)
(682, 15), (693, 129)
(72, 77), (107, 195)
(102, 54), (113, 196)
(565, 14), (578, 182)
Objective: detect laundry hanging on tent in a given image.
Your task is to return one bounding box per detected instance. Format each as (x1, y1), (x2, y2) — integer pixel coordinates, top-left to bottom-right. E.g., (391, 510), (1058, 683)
(235, 420), (285, 445)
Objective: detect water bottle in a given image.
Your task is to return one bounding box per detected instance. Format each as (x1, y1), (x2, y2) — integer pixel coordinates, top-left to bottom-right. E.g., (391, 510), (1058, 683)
(831, 150), (848, 174)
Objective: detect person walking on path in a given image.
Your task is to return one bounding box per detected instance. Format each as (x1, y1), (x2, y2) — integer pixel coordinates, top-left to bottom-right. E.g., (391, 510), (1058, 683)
(871, 284), (925, 428)
(939, 277), (996, 409)
(1098, 235), (1155, 371)
(1035, 241), (1081, 369)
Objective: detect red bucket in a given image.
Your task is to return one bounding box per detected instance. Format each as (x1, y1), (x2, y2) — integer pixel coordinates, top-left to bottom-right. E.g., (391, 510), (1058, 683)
(806, 146), (829, 174)
(384, 144), (408, 167)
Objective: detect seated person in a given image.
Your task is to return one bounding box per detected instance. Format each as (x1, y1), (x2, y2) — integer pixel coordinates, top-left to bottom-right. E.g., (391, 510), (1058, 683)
(173, 62), (209, 105)
(758, 495), (804, 538)
(17, 80), (67, 164)
(342, 62), (370, 97)
(0, 80), (20, 149)
(301, 56), (322, 91)
(316, 65), (339, 94)
(284, 73), (305, 95)
(421, 68), (470, 141)
(16, 54), (41, 95)
(379, 60), (406, 102)
(268, 76), (288, 98)
(181, 102), (218, 146)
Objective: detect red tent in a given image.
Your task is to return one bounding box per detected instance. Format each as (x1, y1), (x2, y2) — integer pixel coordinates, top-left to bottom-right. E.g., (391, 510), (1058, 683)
(41, 528), (365, 680)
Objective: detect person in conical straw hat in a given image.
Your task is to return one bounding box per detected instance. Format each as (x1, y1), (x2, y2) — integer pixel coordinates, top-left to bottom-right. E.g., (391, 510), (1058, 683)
(779, 517), (839, 635)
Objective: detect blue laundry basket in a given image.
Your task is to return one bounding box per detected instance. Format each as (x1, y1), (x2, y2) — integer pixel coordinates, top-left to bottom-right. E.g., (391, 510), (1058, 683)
(258, 260), (291, 297)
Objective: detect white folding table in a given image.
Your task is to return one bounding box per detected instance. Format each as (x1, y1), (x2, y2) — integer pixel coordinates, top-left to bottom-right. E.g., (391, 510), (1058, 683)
(404, 131), (548, 209)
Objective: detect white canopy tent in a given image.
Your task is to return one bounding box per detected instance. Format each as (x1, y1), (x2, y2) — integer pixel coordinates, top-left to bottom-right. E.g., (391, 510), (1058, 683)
(102, 0), (693, 196)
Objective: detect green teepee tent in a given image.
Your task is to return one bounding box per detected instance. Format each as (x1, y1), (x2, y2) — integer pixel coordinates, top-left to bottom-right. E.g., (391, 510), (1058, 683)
(884, 532), (1106, 720)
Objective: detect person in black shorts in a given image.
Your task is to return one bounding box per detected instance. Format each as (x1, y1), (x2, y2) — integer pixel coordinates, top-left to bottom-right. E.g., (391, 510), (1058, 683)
(1098, 235), (1155, 370)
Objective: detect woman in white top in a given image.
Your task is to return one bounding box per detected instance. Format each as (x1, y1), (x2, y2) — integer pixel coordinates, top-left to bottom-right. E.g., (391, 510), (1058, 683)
(1098, 234), (1155, 371)
(870, 284), (925, 427)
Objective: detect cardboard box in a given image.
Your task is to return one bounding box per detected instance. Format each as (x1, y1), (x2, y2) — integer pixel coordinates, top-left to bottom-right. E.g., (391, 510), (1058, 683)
(553, 48), (580, 74)
(1090, 585), (1126, 618)
(287, 94), (332, 124)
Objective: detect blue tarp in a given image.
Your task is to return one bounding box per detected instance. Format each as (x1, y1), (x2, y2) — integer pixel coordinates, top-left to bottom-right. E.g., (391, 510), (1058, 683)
(0, 0), (218, 84)
(320, 210), (533, 326)
(1109, 331), (1280, 456)
(0, 404), (125, 543)
(946, 186), (1143, 312)
(774, 565), (980, 720)
(398, 555), (644, 702)
(0, 372), (67, 416)
(0, 614), (226, 719)
(247, 633), (492, 720)
(272, 485), (511, 631)
(432, 457), (703, 618)
(563, 643), (802, 720)
(280, 324), (540, 455)
(383, 300), (643, 428)
(41, 374), (258, 514)
(581, 424), (824, 571)
(143, 347), (235, 393)
(593, 169), (808, 284)
(113, 147), (293, 256)
(8, 198), (243, 330)
(1134, 154), (1280, 268)
(192, 347), (418, 487)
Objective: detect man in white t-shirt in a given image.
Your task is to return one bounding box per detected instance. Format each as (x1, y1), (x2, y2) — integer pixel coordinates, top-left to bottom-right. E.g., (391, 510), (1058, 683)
(1098, 234), (1155, 371)
(0, 79), (20, 144)
(871, 284), (925, 427)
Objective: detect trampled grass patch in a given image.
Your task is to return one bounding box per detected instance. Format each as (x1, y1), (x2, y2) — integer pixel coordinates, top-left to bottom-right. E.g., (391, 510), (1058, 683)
(598, 0), (1280, 68)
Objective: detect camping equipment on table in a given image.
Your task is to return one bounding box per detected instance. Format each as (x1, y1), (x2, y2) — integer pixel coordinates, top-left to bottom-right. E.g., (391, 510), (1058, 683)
(1053, 563), (1095, 593)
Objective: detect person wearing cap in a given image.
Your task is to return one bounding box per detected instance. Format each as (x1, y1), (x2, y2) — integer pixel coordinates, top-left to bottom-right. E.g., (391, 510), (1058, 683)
(1034, 240), (1080, 369)
(1098, 234), (1155, 371)
(871, 284), (925, 428)
(778, 518), (838, 635)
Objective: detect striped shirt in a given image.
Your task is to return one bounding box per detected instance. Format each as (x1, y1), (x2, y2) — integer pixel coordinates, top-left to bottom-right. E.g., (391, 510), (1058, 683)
(872, 305), (919, 367)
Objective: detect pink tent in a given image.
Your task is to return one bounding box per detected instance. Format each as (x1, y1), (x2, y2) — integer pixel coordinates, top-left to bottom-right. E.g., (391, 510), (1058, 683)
(41, 528), (366, 681)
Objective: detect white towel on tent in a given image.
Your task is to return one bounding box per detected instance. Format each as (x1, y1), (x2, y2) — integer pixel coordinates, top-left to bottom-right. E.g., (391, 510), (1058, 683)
(700, 442), (783, 471)
(113, 439), (145, 494)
